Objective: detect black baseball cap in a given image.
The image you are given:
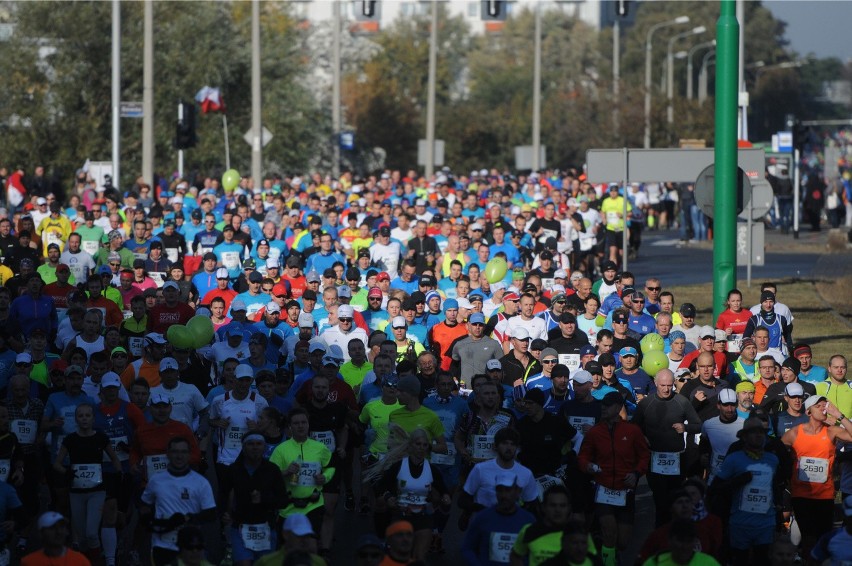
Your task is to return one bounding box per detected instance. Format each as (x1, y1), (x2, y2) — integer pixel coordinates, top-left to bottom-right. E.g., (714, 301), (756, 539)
(585, 360), (603, 375)
(680, 303), (697, 317)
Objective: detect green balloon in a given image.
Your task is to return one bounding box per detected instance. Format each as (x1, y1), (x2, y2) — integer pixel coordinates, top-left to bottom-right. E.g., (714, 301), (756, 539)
(640, 333), (665, 354)
(167, 325), (194, 350)
(222, 169), (241, 192)
(187, 315), (215, 348)
(484, 258), (508, 284)
(641, 350), (669, 377)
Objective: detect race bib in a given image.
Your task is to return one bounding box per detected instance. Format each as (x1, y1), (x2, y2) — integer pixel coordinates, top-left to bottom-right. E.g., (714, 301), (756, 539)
(430, 443), (456, 466)
(558, 354), (581, 373)
(82, 240), (100, 256)
(123, 310), (133, 320)
(149, 272), (166, 288)
(541, 278), (555, 290)
(221, 251), (240, 269)
(472, 434), (495, 460)
(797, 457), (828, 484)
(595, 484), (627, 506)
(106, 435), (129, 462)
(224, 426), (245, 451)
(489, 532), (517, 563)
(398, 491), (429, 511)
(11, 419), (37, 445)
(165, 248), (179, 263)
(159, 529), (178, 547)
(536, 475), (563, 499)
(710, 453), (726, 478)
(606, 211), (621, 225)
(650, 451), (681, 476)
(567, 416), (595, 434)
(128, 336), (145, 357)
(310, 431), (336, 452)
(145, 454), (168, 478)
(739, 485), (771, 514)
(0, 459), (9, 482)
(72, 463), (103, 489)
(295, 461), (321, 487)
(240, 523), (272, 552)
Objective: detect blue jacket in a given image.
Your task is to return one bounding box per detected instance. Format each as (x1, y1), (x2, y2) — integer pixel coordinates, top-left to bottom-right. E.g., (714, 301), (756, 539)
(9, 293), (58, 339)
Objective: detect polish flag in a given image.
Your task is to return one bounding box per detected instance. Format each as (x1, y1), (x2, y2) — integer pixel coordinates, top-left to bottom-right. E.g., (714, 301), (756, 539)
(195, 86), (225, 114)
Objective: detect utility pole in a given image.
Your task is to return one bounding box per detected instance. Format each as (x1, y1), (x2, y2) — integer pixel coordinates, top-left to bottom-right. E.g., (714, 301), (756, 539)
(424, 2), (438, 179)
(713, 0), (739, 319)
(142, 0), (153, 185)
(111, 0), (120, 189)
(251, 0), (262, 186)
(332, 0), (341, 178)
(532, 2), (542, 171)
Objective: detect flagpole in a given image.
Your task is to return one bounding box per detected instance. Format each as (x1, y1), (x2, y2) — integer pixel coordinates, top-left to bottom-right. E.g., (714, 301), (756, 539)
(223, 114), (231, 170)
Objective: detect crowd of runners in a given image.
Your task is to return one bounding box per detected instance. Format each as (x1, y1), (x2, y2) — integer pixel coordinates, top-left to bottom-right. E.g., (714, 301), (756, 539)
(0, 165), (849, 566)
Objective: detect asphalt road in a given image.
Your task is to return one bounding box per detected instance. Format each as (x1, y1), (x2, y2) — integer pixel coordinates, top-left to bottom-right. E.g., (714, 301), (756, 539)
(626, 228), (821, 287)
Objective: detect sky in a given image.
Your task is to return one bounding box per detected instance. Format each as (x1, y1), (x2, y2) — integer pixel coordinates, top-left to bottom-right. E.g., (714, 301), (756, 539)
(764, 0), (852, 61)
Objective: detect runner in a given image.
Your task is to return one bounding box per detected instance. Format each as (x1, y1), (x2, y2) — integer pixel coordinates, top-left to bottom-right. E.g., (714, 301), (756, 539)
(781, 395), (852, 553)
(578, 391), (650, 566)
(140, 436), (217, 566)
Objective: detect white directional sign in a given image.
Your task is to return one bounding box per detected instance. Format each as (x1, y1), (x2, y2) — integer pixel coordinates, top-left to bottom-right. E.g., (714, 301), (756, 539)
(243, 127), (273, 148)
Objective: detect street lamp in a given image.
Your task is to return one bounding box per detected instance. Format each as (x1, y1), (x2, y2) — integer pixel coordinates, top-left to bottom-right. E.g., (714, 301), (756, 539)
(698, 50), (716, 106)
(644, 15), (689, 148)
(667, 26), (706, 123)
(754, 60), (806, 91)
(687, 40), (715, 100)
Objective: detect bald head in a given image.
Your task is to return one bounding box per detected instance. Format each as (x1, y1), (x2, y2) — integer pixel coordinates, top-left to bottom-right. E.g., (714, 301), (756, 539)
(655, 369), (675, 398)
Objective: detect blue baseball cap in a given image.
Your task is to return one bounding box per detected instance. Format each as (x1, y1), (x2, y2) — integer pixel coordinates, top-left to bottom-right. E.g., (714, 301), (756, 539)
(619, 346), (638, 357)
(580, 345), (597, 356)
(98, 265), (112, 275)
(469, 312), (486, 324)
(443, 299), (459, 312)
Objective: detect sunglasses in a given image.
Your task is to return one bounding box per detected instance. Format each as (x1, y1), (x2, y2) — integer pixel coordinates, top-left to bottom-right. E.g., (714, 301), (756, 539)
(112, 353), (128, 358)
(368, 297), (382, 301)
(542, 359), (558, 364)
(646, 286), (661, 291)
(470, 323), (484, 327)
(339, 318), (353, 323)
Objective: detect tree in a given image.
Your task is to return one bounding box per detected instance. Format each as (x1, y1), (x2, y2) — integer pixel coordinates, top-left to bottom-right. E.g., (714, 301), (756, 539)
(0, 1), (323, 191)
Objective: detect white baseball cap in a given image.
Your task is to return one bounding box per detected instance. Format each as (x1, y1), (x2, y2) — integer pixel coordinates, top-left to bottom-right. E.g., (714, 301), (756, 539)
(338, 304), (354, 318)
(784, 382), (805, 397)
(717, 388), (737, 404)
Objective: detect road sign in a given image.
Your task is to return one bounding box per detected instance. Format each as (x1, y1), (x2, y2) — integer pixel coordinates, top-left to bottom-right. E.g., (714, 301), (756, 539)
(120, 101), (144, 118)
(340, 132), (355, 151)
(586, 147), (772, 221)
(737, 223), (764, 266)
(243, 126), (273, 148)
(417, 140), (445, 167)
(586, 148), (766, 184)
(515, 145), (547, 170)
(776, 131), (793, 153)
(694, 165), (751, 219)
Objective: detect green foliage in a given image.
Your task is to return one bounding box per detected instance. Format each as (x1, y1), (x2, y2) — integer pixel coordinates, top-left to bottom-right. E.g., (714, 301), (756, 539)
(0, 1), (324, 189)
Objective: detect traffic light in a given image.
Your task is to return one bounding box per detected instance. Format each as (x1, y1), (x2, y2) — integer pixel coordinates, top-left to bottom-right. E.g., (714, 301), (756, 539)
(615, 0), (630, 17)
(481, 0), (506, 21)
(792, 122), (809, 153)
(175, 101), (196, 150)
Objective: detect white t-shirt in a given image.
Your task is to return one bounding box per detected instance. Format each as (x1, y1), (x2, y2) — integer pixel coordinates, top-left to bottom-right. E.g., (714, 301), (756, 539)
(150, 382), (209, 431)
(701, 416), (744, 483)
(749, 302), (794, 323)
(464, 459), (538, 507)
(504, 316), (548, 345)
(321, 326), (368, 361)
(141, 469), (216, 551)
(59, 250), (97, 284)
(370, 242), (402, 280)
(209, 391), (268, 465)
